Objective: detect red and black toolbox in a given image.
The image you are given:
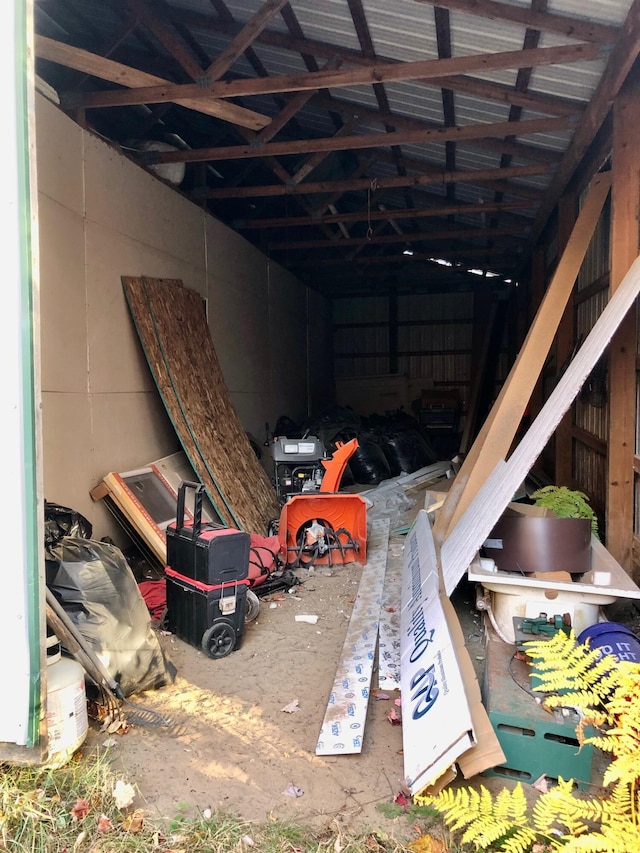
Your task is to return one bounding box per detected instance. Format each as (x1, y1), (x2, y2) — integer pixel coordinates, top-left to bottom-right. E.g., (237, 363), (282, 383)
(165, 481), (250, 658)
(166, 481), (250, 586)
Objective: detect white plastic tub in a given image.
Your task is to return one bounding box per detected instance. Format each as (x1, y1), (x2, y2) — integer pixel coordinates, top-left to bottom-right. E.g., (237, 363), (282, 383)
(468, 536), (640, 642)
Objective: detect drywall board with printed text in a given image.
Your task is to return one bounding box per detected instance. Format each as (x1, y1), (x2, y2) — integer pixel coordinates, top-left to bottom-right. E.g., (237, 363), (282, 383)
(400, 511), (475, 795)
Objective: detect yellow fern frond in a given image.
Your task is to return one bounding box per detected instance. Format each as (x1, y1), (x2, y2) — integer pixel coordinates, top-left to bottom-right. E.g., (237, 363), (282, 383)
(531, 777), (598, 837)
(500, 828), (543, 853)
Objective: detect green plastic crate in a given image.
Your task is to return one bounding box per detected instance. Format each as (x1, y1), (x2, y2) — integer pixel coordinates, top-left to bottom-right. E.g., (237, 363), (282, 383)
(482, 628), (594, 790)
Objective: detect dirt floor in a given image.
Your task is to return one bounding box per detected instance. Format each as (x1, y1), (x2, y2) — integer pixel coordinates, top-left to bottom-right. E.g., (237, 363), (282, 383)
(85, 529), (456, 839)
(81, 477), (492, 841)
(80, 478), (631, 841)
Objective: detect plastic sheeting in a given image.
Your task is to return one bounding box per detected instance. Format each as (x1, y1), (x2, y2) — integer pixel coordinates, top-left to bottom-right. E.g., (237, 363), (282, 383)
(46, 538), (175, 697)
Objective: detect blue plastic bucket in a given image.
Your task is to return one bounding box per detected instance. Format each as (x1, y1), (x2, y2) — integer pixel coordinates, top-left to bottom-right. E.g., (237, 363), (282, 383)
(577, 622), (640, 663)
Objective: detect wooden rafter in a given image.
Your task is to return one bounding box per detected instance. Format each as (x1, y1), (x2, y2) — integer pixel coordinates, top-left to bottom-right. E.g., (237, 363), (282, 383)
(146, 115), (572, 164)
(236, 199), (536, 229)
(410, 0), (620, 43)
(165, 7), (588, 116)
(35, 35), (270, 129)
(531, 0), (640, 240)
(308, 95), (563, 166)
(60, 42), (602, 108)
(290, 247), (522, 267)
(269, 226), (526, 251)
(196, 162), (549, 199)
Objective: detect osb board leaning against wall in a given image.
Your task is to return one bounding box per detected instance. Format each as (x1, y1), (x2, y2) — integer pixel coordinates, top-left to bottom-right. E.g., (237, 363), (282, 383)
(122, 276), (280, 534)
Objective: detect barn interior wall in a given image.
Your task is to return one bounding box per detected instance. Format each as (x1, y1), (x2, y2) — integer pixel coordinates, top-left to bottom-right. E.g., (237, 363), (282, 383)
(34, 93), (331, 540)
(332, 289), (480, 418)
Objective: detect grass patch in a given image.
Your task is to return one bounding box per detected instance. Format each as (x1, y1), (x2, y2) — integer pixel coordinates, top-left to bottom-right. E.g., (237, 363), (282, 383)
(0, 747), (427, 853)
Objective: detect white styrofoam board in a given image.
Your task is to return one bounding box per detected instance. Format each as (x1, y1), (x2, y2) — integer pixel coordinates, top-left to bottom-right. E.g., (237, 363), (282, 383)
(377, 543), (402, 687)
(315, 518), (390, 755)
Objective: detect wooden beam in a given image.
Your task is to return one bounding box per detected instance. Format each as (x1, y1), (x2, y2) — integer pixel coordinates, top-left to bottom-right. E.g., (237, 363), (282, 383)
(202, 0), (291, 80)
(607, 78), (640, 570)
(289, 115), (360, 185)
(167, 7), (587, 116)
(417, 75), (583, 117)
(124, 0), (205, 80)
(270, 225), (526, 250)
(237, 199), (536, 228)
(310, 91), (565, 165)
(553, 189), (577, 487)
(35, 35), (270, 129)
(198, 162), (548, 199)
(256, 56), (342, 142)
(531, 0), (640, 241)
(433, 170), (612, 542)
(61, 42), (602, 108)
(150, 115), (572, 164)
(440, 250), (640, 597)
(410, 0), (621, 43)
(290, 247), (519, 267)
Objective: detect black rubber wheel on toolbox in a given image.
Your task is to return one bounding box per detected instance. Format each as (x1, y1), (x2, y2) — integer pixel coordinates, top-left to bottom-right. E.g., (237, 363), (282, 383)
(201, 620), (237, 659)
(245, 589), (260, 623)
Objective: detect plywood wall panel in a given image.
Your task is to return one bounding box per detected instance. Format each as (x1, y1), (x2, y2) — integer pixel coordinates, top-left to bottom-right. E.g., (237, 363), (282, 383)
(85, 221), (206, 394)
(42, 391), (94, 519)
(122, 276), (280, 533)
(90, 390), (179, 481)
(84, 135), (206, 269)
(207, 273), (270, 394)
(38, 196), (87, 393)
(205, 216), (270, 286)
(35, 96), (84, 216)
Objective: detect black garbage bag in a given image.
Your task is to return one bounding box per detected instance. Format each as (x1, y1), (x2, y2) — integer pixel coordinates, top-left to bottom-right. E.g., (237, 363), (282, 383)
(378, 426), (436, 476)
(46, 537), (175, 697)
(44, 501), (92, 557)
(346, 433), (392, 485)
(273, 415), (302, 438)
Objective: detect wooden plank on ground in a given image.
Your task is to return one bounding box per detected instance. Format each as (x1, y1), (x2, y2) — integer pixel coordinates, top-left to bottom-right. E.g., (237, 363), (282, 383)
(440, 253), (640, 596)
(122, 276), (279, 533)
(433, 170), (612, 542)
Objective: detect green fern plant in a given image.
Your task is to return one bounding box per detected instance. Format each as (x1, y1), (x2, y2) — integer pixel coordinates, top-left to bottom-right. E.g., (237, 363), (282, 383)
(416, 630), (640, 852)
(530, 485), (600, 539)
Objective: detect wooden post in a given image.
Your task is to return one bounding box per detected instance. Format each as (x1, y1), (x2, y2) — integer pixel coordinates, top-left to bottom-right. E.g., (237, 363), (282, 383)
(528, 247), (547, 422)
(554, 190), (578, 486)
(607, 79), (640, 569)
(434, 173), (611, 542)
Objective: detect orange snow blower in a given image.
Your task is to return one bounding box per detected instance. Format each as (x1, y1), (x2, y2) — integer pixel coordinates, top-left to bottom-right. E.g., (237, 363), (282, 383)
(275, 438), (368, 569)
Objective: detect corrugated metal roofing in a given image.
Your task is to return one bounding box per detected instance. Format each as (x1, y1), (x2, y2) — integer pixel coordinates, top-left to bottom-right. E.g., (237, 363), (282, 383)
(33, 0), (637, 296)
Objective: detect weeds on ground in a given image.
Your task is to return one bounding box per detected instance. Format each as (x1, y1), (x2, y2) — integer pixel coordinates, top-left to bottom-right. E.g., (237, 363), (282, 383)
(0, 746), (417, 853)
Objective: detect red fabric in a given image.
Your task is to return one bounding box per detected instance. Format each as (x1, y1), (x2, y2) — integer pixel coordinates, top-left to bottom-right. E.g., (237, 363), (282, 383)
(138, 579), (167, 621)
(248, 533), (282, 587)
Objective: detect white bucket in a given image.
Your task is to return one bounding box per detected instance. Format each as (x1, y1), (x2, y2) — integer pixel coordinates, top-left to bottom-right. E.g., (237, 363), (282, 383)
(45, 634), (88, 768)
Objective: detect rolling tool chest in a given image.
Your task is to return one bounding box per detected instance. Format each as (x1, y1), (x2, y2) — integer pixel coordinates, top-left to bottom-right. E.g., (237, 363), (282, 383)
(165, 481), (250, 658)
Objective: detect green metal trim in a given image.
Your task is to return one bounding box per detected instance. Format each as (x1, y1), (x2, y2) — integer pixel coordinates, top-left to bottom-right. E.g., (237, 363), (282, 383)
(15, 1), (42, 748)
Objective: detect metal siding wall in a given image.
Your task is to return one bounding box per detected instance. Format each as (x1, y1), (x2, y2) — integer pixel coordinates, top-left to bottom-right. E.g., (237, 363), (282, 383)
(572, 195), (610, 510)
(333, 296), (389, 378)
(575, 289), (609, 440)
(577, 196), (611, 292)
(573, 442), (607, 514)
(333, 291), (475, 400)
